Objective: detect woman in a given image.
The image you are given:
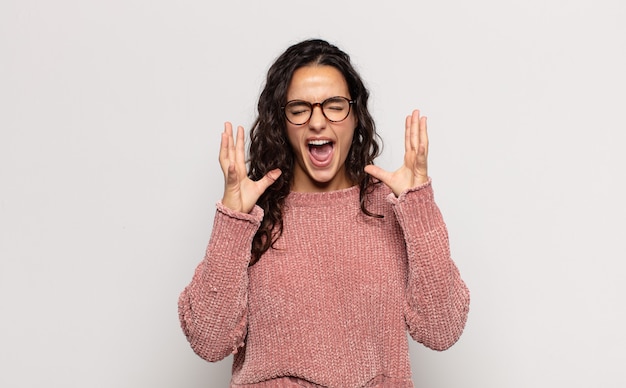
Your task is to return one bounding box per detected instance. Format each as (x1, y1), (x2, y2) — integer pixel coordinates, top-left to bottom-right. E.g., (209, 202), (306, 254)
(178, 39), (470, 388)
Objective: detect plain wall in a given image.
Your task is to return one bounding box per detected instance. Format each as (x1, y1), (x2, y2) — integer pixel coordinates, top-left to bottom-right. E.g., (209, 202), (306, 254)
(1, 0), (625, 387)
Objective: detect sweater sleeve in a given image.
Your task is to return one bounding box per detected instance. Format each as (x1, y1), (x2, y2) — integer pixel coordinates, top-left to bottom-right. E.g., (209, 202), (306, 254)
(178, 202), (263, 362)
(388, 181), (470, 351)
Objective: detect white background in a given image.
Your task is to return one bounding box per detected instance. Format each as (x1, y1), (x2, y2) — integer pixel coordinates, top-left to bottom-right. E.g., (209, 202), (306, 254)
(1, 0), (625, 387)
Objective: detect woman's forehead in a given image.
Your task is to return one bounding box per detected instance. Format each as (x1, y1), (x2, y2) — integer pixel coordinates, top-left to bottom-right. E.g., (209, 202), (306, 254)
(287, 65), (349, 101)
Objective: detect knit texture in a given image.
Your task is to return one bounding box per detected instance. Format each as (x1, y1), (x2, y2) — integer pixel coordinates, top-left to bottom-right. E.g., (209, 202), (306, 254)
(178, 181), (470, 388)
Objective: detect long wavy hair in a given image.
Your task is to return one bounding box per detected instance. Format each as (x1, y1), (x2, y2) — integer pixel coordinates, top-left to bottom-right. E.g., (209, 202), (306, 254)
(248, 39), (382, 264)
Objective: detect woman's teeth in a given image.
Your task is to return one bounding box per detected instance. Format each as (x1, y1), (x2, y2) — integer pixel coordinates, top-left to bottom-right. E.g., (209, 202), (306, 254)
(308, 139), (331, 146)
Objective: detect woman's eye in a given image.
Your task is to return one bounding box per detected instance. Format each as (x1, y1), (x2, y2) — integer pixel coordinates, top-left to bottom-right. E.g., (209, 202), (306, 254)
(287, 103), (310, 115)
(290, 108), (309, 115)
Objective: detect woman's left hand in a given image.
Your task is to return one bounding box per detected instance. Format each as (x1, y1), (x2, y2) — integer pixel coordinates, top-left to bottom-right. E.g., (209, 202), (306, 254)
(364, 109), (429, 196)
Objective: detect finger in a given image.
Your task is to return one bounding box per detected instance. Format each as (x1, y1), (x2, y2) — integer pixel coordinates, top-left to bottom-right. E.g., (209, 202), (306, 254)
(227, 123), (237, 174)
(415, 116), (428, 181)
(404, 114), (411, 154)
(364, 164), (392, 185)
(419, 116), (429, 157)
(224, 123), (240, 185)
(255, 168), (282, 193)
(411, 110), (421, 151)
(235, 125), (246, 177)
(219, 122), (233, 173)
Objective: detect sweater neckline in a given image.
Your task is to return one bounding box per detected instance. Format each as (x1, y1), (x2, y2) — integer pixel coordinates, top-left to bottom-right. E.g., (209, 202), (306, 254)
(285, 185), (360, 207)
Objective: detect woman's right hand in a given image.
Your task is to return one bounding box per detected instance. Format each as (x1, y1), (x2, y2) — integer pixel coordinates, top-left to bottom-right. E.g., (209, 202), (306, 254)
(219, 122), (282, 213)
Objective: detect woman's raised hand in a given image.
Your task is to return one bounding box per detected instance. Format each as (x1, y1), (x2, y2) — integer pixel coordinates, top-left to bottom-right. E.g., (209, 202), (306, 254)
(219, 122), (282, 213)
(364, 110), (429, 197)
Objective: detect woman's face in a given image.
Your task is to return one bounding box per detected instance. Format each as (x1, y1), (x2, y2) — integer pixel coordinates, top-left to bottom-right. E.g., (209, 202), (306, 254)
(285, 65), (357, 192)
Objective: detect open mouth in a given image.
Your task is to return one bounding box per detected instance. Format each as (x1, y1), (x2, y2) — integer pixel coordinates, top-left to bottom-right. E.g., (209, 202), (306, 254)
(308, 139), (334, 166)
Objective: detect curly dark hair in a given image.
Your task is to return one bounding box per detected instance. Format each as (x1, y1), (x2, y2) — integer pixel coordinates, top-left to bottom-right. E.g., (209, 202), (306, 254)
(248, 39), (382, 264)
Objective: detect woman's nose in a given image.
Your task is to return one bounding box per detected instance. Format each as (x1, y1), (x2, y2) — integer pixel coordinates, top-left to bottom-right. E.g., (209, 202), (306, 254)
(308, 105), (326, 130)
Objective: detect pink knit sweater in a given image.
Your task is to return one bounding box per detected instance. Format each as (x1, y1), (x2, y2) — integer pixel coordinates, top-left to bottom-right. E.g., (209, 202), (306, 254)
(179, 181), (470, 387)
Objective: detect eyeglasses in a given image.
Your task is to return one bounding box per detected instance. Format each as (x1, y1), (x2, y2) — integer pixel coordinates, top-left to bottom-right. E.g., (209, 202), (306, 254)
(282, 96), (355, 125)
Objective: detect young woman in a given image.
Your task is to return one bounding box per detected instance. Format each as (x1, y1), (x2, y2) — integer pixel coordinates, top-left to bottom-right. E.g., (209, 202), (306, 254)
(178, 39), (470, 388)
